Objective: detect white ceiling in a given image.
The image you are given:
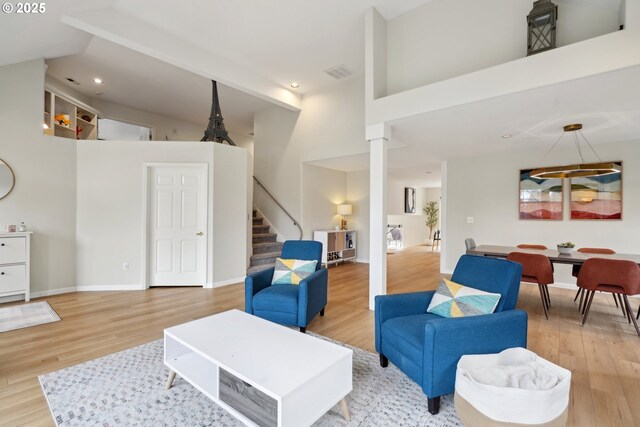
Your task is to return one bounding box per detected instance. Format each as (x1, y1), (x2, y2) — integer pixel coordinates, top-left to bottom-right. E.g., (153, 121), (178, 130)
(112, 0), (434, 93)
(389, 64), (640, 161)
(309, 63), (640, 186)
(46, 37), (273, 135)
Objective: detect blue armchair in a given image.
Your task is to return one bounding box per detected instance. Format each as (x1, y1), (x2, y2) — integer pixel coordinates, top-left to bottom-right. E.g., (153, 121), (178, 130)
(375, 255), (528, 415)
(245, 240), (327, 333)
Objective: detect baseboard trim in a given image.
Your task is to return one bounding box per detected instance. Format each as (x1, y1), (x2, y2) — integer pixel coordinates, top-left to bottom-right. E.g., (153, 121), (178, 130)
(76, 285), (146, 292)
(355, 258), (370, 264)
(0, 286), (77, 304)
(212, 276), (245, 288)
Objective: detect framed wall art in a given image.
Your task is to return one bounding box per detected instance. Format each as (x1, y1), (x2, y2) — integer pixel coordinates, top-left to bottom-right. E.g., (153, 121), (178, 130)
(570, 162), (622, 220)
(519, 169), (563, 220)
(404, 187), (416, 214)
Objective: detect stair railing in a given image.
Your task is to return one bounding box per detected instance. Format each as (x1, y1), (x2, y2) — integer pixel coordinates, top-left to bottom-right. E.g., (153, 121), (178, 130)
(253, 176), (303, 240)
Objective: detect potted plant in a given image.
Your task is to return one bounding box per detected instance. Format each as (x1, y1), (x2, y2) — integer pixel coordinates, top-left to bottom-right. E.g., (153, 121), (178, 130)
(423, 201), (439, 245)
(557, 241), (575, 255)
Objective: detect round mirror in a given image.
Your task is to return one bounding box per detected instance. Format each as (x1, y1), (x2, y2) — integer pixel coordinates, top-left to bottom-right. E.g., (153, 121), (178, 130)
(0, 159), (15, 200)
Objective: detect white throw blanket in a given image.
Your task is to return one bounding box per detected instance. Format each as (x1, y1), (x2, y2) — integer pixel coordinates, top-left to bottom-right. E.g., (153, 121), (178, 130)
(463, 348), (560, 390)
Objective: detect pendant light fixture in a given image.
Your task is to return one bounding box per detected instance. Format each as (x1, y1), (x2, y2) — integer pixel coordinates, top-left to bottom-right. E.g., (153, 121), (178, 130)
(530, 124), (622, 179)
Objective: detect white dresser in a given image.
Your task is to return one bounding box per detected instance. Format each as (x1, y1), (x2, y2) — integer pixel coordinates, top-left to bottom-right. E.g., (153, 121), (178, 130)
(0, 232), (32, 302)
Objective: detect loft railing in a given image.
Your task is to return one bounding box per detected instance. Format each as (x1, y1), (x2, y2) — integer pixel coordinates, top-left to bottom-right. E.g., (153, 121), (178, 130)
(253, 176), (303, 240)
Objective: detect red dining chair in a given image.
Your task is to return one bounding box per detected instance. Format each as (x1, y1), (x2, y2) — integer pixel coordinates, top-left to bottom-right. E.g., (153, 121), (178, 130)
(571, 248), (620, 312)
(577, 258), (640, 336)
(517, 244), (548, 250)
(507, 252), (554, 319)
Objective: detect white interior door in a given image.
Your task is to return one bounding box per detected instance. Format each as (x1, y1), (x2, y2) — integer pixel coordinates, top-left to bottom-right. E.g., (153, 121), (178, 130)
(149, 165), (207, 286)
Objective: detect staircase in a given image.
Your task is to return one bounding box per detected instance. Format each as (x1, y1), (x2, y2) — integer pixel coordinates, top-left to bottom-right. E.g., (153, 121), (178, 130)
(248, 209), (283, 274)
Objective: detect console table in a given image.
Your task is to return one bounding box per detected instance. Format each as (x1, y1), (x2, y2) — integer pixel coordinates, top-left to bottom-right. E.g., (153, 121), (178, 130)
(0, 232), (32, 301)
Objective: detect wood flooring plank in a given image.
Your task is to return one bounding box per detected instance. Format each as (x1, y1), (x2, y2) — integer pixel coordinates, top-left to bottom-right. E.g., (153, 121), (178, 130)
(0, 246), (638, 426)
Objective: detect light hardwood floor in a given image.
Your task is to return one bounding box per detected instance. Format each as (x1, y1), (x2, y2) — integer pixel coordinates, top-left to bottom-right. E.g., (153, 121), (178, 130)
(1, 245), (639, 426)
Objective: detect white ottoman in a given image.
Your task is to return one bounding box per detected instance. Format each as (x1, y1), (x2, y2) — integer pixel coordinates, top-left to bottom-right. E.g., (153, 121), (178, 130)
(455, 348), (570, 427)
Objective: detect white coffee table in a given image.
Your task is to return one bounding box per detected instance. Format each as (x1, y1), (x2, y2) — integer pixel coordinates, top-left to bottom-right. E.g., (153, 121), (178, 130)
(164, 309), (352, 427)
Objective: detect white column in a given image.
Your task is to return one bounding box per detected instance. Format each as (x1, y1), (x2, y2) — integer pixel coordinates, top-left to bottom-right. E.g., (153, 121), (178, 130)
(367, 123), (390, 310)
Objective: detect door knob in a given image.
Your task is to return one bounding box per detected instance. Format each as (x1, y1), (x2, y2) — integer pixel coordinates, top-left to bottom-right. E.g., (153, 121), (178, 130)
(196, 232), (204, 236)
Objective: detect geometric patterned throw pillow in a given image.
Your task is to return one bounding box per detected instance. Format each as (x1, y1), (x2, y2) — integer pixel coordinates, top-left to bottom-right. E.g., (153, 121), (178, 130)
(426, 278), (501, 318)
(271, 258), (318, 285)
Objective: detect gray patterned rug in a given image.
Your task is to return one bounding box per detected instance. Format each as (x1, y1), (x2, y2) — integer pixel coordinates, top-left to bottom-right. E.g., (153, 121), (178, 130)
(39, 335), (462, 426)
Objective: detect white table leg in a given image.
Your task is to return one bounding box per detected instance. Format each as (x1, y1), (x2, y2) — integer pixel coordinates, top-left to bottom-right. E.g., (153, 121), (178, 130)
(165, 370), (176, 390)
(339, 398), (350, 422)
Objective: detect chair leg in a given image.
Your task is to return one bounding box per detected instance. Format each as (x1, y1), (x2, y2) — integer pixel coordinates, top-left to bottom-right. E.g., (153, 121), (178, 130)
(380, 354), (389, 367)
(428, 396), (441, 415)
(622, 295), (640, 337)
(538, 284), (549, 320)
(582, 291), (595, 326)
(544, 284), (551, 307)
(637, 304), (639, 320)
(612, 293), (619, 308)
(579, 288), (586, 312)
(299, 327), (306, 333)
(573, 287), (583, 303)
(617, 294), (627, 318)
(320, 308), (325, 317)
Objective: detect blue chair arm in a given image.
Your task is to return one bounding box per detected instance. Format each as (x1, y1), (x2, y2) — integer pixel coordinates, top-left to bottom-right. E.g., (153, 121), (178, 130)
(244, 267), (275, 314)
(298, 268), (328, 327)
(422, 309), (528, 398)
(374, 291), (435, 353)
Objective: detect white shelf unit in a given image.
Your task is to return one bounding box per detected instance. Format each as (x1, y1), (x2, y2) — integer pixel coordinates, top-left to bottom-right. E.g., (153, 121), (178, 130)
(0, 232), (32, 302)
(313, 230), (356, 267)
(44, 86), (100, 140)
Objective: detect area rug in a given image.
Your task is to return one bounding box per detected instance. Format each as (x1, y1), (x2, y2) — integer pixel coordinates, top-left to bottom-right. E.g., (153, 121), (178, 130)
(39, 335), (462, 427)
(0, 301), (60, 333)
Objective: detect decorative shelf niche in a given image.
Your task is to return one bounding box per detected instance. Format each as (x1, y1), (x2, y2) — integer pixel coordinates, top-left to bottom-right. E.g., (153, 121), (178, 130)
(44, 87), (100, 140)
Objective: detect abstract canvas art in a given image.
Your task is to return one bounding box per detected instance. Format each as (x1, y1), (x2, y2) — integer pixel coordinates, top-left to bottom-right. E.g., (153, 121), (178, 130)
(570, 163), (622, 220)
(519, 169), (563, 220)
(404, 187), (416, 213)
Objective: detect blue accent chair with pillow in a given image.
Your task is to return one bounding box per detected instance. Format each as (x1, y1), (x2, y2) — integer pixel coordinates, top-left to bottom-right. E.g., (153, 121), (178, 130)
(245, 240), (327, 333)
(375, 255), (527, 415)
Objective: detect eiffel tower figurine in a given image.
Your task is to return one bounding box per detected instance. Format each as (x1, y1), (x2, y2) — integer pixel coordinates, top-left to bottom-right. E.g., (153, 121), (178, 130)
(201, 80), (236, 145)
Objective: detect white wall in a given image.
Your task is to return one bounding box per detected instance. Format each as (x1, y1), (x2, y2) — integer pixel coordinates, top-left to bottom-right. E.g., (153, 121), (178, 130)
(253, 77), (366, 240)
(0, 59), (78, 297)
(444, 139), (640, 285)
(91, 98), (205, 142)
(347, 170), (370, 262)
(76, 141), (249, 288)
(386, 0), (621, 95)
(386, 179), (430, 247)
(301, 164), (347, 238)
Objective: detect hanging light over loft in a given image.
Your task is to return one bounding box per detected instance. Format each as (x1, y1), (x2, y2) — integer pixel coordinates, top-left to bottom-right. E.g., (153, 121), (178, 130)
(530, 124), (622, 179)
(526, 0), (558, 56)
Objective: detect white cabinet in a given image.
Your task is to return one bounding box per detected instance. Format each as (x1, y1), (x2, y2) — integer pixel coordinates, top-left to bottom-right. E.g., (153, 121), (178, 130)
(0, 232), (31, 301)
(313, 230), (356, 267)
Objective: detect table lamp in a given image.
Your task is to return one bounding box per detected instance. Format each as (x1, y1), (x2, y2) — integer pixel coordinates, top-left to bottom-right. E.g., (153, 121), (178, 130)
(337, 204), (352, 230)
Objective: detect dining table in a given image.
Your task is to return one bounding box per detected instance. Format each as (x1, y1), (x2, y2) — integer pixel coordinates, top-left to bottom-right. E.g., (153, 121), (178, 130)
(467, 245), (640, 266)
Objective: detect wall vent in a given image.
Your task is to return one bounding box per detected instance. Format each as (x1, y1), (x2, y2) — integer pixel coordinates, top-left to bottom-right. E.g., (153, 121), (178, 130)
(65, 77), (81, 85)
(324, 65), (353, 80)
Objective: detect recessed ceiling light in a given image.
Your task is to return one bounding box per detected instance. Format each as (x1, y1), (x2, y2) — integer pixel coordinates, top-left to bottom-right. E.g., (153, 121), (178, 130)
(290, 82), (299, 89)
(93, 78), (103, 84)
(502, 134), (513, 138)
